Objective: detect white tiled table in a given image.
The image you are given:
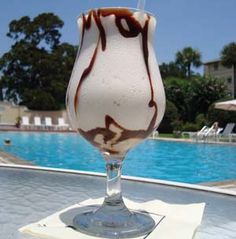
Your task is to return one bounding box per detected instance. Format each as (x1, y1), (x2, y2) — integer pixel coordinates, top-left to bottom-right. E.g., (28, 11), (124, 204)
(0, 165), (235, 239)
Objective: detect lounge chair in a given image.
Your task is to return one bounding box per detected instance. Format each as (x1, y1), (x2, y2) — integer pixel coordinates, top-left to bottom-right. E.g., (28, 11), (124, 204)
(182, 125), (209, 141)
(57, 117), (69, 130)
(205, 126), (223, 142)
(21, 116), (31, 129)
(34, 117), (43, 130)
(151, 131), (159, 139)
(197, 126), (209, 136)
(199, 121), (224, 142)
(45, 117), (54, 130)
(218, 123), (235, 142)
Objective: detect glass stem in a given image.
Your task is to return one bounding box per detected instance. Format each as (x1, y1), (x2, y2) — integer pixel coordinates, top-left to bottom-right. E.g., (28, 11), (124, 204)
(103, 154), (125, 207)
(72, 153), (155, 237)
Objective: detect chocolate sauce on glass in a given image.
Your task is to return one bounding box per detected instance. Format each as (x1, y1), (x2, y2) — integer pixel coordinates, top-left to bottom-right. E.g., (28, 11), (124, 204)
(73, 8), (158, 154)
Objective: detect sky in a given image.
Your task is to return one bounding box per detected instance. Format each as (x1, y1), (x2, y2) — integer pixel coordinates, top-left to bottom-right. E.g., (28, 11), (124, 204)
(0, 0), (236, 74)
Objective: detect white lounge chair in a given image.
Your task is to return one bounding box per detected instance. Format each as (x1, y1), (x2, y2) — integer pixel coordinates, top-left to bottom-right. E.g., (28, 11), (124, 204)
(45, 117), (54, 130)
(205, 126), (223, 142)
(182, 126), (209, 140)
(218, 123), (235, 142)
(151, 131), (159, 139)
(21, 116), (30, 129)
(196, 125), (209, 137)
(57, 117), (69, 130)
(34, 117), (43, 130)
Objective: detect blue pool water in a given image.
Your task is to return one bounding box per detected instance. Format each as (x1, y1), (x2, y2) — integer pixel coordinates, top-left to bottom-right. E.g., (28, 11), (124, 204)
(1, 132), (236, 183)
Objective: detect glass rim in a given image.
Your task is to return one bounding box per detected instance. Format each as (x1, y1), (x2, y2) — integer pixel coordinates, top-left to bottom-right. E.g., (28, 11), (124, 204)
(77, 7), (155, 20)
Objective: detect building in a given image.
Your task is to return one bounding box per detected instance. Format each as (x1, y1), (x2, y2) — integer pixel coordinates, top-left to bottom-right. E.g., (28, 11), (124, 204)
(0, 101), (69, 126)
(204, 59), (235, 97)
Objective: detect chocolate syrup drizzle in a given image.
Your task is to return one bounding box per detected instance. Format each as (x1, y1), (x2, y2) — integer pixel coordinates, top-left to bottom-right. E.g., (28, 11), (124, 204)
(74, 8), (158, 154)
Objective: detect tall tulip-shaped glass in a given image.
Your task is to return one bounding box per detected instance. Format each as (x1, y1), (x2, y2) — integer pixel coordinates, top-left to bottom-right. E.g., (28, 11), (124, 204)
(66, 8), (165, 238)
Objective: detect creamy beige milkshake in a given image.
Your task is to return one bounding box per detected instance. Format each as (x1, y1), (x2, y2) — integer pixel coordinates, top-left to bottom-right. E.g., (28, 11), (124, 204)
(67, 8), (165, 155)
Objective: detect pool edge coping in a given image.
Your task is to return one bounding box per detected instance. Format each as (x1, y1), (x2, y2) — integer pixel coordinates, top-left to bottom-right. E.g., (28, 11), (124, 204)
(1, 163), (235, 197)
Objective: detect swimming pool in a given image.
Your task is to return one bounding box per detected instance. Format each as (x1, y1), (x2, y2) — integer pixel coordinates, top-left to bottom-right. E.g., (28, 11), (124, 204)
(1, 132), (236, 183)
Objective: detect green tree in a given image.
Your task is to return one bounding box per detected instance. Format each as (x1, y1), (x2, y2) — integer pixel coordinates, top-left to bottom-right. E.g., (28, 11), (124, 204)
(164, 77), (191, 121)
(0, 13), (77, 110)
(163, 76), (229, 131)
(175, 47), (202, 78)
(158, 100), (180, 133)
(0, 81), (3, 101)
(221, 42), (236, 68)
(159, 61), (186, 79)
(189, 76), (229, 119)
(221, 42), (236, 96)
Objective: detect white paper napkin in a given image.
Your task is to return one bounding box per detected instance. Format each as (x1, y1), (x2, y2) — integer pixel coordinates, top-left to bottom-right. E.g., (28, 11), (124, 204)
(19, 197), (205, 239)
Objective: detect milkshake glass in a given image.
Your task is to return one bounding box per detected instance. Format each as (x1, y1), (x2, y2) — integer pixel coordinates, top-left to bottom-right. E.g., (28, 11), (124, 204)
(66, 7), (165, 238)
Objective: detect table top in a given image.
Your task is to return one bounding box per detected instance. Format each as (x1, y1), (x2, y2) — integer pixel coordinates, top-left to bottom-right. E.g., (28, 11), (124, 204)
(0, 165), (236, 239)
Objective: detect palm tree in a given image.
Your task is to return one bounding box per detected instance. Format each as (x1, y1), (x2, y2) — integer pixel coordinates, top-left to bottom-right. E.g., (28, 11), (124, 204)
(175, 47), (202, 78)
(221, 42), (236, 98)
(221, 42), (236, 80)
(0, 80), (3, 101)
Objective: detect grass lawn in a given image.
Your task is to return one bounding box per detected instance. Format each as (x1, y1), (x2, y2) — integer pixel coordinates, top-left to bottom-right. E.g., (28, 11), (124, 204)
(159, 133), (174, 138)
(158, 133), (190, 139)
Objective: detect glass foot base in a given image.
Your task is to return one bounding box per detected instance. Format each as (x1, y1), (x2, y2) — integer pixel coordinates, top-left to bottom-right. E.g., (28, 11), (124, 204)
(73, 205), (155, 238)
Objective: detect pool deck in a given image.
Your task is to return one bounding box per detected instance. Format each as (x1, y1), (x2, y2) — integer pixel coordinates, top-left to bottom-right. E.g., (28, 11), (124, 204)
(0, 127), (74, 133)
(0, 150), (34, 165)
(1, 150), (236, 193)
(156, 136), (236, 145)
(202, 180), (236, 192)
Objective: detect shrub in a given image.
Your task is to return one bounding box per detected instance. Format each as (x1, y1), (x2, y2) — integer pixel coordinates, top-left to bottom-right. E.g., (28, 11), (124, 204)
(195, 113), (208, 127)
(182, 122), (199, 132)
(171, 119), (183, 131)
(158, 100), (180, 133)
